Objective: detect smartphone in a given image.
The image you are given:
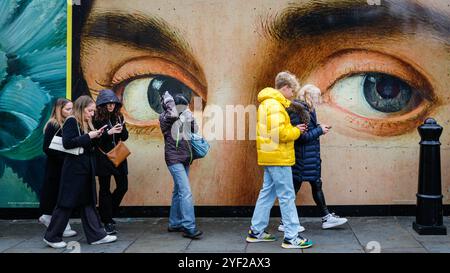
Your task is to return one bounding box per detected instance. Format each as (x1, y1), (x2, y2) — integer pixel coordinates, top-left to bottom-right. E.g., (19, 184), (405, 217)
(115, 121), (125, 128)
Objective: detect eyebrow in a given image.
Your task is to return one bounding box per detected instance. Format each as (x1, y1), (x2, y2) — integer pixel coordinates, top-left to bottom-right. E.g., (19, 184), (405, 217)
(82, 12), (203, 75)
(264, 0), (450, 42)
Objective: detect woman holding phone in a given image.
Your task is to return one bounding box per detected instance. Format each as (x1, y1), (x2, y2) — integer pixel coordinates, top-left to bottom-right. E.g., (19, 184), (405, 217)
(44, 95), (116, 248)
(278, 84), (347, 233)
(93, 89), (129, 235)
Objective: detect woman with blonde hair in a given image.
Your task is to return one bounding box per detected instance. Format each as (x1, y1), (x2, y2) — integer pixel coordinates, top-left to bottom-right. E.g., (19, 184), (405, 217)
(44, 95), (116, 248)
(279, 84), (348, 232)
(39, 98), (77, 237)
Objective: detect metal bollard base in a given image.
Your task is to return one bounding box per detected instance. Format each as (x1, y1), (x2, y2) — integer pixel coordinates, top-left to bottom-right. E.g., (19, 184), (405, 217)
(413, 222), (447, 235)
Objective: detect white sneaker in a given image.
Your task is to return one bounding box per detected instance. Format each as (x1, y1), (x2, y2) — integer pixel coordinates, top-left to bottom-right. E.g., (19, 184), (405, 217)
(38, 215), (52, 227)
(63, 223), (77, 237)
(43, 238), (67, 249)
(322, 213), (348, 229)
(90, 235), (117, 245)
(278, 223), (306, 233)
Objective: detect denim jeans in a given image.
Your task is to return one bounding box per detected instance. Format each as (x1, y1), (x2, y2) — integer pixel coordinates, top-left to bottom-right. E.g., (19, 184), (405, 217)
(167, 163), (196, 232)
(251, 166), (301, 240)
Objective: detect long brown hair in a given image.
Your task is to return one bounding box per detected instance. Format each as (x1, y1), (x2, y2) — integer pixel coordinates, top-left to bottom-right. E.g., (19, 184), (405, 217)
(72, 95), (95, 133)
(44, 98), (72, 132)
(95, 103), (123, 122)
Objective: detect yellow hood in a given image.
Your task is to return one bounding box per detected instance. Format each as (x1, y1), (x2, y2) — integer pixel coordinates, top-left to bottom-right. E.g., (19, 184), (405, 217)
(257, 87), (291, 108)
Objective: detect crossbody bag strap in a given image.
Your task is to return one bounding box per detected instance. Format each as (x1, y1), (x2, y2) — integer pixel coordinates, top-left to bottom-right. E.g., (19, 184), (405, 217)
(54, 126), (62, 137)
(98, 120), (114, 155)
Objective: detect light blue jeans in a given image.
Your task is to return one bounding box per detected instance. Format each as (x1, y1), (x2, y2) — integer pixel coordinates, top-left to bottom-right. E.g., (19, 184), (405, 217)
(167, 163), (196, 232)
(251, 166), (301, 240)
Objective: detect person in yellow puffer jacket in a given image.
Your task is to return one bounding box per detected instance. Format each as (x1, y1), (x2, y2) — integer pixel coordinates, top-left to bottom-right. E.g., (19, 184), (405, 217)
(256, 87), (301, 166)
(246, 71), (314, 249)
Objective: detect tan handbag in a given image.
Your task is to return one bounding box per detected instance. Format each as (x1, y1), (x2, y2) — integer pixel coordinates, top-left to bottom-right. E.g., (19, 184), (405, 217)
(99, 141), (131, 168)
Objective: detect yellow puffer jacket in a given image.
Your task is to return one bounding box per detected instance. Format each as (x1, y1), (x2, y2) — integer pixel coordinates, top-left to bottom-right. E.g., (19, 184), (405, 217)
(256, 88), (301, 166)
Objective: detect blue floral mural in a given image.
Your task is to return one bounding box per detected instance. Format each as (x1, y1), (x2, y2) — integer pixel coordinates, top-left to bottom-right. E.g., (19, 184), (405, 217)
(0, 0), (67, 207)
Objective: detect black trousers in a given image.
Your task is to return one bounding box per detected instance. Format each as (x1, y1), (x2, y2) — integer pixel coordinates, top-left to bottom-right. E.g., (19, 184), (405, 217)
(294, 178), (330, 217)
(98, 174), (128, 224)
(39, 176), (60, 215)
(44, 205), (106, 244)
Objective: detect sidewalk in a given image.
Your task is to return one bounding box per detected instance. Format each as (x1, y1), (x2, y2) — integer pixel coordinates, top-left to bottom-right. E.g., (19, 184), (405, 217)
(1, 217), (449, 253)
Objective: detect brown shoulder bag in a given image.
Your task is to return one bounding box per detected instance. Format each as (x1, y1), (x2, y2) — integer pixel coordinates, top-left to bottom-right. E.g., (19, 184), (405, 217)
(99, 140), (131, 168)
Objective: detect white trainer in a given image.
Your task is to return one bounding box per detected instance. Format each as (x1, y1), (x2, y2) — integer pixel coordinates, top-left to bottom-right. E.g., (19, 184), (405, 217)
(278, 223), (306, 233)
(90, 235), (117, 245)
(43, 238), (67, 249)
(63, 223), (77, 237)
(322, 213), (348, 229)
(38, 215), (52, 227)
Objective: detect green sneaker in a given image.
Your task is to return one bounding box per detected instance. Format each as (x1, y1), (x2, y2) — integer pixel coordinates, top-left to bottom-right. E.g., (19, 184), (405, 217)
(281, 236), (314, 249)
(246, 229), (277, 243)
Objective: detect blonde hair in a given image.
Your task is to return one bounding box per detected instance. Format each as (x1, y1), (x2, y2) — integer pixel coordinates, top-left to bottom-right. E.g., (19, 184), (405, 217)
(275, 71), (300, 91)
(296, 84), (321, 110)
(72, 95), (95, 133)
(44, 98), (72, 132)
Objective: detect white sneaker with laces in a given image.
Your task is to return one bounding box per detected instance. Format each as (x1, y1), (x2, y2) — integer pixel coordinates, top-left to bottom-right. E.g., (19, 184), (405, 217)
(38, 215), (52, 227)
(322, 213), (348, 229)
(43, 238), (67, 249)
(63, 223), (77, 237)
(278, 223), (306, 233)
(90, 235), (117, 245)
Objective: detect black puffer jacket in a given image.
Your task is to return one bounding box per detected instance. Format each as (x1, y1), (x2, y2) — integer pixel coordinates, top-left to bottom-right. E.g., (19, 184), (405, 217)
(287, 100), (324, 182)
(159, 94), (198, 166)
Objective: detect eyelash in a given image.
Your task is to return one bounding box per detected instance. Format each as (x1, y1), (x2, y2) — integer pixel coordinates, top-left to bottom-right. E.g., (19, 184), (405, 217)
(109, 56), (207, 100)
(304, 49), (436, 136)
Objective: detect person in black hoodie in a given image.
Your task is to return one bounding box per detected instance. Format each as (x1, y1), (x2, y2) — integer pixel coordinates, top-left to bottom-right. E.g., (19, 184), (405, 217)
(43, 95), (117, 248)
(160, 91), (202, 239)
(280, 84), (348, 232)
(93, 89), (129, 235)
(39, 98), (77, 237)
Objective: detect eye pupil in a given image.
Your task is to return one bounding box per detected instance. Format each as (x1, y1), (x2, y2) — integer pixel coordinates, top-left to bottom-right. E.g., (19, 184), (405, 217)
(376, 77), (401, 99)
(363, 73), (413, 113)
(147, 75), (193, 114)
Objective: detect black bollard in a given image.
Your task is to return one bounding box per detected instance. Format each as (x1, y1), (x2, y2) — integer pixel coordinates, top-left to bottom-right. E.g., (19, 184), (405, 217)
(413, 118), (447, 235)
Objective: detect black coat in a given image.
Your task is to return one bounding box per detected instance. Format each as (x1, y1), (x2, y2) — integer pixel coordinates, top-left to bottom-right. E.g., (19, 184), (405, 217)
(93, 117), (129, 176)
(288, 101), (324, 182)
(57, 117), (97, 208)
(43, 122), (66, 183)
(159, 97), (197, 166)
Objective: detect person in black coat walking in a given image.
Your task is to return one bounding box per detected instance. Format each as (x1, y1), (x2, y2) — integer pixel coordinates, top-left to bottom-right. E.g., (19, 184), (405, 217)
(43, 96), (117, 249)
(39, 98), (77, 237)
(93, 89), (129, 235)
(160, 91), (202, 239)
(281, 84), (348, 232)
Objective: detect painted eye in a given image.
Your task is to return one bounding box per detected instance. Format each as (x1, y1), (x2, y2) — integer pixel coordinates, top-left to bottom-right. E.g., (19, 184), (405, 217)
(330, 73), (423, 118)
(122, 75), (193, 122)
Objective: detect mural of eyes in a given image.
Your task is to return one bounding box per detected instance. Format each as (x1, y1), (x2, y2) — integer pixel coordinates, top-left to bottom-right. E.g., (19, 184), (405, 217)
(312, 50), (435, 137)
(331, 73), (422, 118)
